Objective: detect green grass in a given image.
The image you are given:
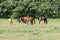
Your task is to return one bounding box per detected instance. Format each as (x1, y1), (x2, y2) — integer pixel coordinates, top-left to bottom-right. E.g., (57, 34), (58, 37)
(0, 19), (60, 40)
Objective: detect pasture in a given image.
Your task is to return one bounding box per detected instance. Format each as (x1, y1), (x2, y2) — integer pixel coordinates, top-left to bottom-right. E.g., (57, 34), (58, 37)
(0, 19), (60, 40)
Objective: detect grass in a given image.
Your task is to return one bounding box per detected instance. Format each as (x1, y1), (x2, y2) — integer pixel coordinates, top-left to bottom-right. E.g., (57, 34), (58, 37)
(0, 19), (60, 40)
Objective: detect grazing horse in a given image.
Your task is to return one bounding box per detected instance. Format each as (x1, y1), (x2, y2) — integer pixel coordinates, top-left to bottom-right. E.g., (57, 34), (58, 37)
(38, 16), (47, 24)
(17, 16), (35, 24)
(23, 16), (35, 24)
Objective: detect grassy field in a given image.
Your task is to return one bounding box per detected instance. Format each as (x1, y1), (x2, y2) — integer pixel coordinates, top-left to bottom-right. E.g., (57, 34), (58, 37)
(0, 19), (60, 40)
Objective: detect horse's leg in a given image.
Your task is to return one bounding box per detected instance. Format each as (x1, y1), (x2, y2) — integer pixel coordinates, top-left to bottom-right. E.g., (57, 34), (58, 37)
(46, 19), (48, 24)
(26, 20), (29, 24)
(39, 20), (41, 24)
(30, 21), (33, 25)
(32, 19), (35, 24)
(24, 20), (26, 24)
(44, 20), (45, 24)
(34, 19), (36, 24)
(44, 19), (47, 24)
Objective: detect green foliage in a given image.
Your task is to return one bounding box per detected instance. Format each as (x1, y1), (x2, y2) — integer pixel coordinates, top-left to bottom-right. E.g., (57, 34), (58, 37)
(11, 12), (20, 19)
(0, 0), (60, 18)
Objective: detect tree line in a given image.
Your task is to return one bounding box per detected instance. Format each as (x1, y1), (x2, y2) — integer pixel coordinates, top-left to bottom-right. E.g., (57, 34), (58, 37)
(0, 0), (60, 18)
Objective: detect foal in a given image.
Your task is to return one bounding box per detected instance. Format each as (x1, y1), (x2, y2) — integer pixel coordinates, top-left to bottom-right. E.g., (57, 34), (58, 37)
(8, 18), (12, 25)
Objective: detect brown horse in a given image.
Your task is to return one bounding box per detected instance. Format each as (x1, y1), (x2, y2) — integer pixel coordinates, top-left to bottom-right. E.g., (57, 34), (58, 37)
(23, 16), (35, 24)
(38, 16), (47, 24)
(17, 16), (35, 24)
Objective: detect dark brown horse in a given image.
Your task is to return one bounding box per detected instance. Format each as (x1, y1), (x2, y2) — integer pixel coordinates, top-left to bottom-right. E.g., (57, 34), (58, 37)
(38, 15), (47, 24)
(17, 16), (35, 24)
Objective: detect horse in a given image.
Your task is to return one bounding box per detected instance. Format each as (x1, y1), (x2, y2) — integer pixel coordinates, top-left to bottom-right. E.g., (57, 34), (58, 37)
(23, 16), (35, 24)
(17, 16), (35, 24)
(38, 15), (47, 24)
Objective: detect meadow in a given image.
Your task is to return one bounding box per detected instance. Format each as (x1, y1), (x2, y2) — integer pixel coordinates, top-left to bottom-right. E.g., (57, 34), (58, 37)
(0, 19), (60, 40)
